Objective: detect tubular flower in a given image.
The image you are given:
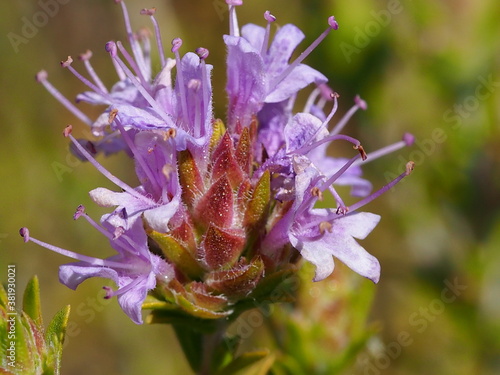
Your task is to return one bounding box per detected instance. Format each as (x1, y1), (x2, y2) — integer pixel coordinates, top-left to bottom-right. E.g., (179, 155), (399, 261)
(23, 0), (414, 323)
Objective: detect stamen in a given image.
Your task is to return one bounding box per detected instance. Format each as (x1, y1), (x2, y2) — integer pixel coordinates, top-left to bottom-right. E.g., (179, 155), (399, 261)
(112, 111), (162, 197)
(196, 48), (211, 138)
(116, 41), (148, 88)
(291, 133), (361, 156)
(347, 161), (415, 212)
(226, 0), (243, 37)
(19, 227), (136, 269)
(35, 70), (92, 125)
(328, 185), (348, 214)
(261, 11), (276, 55)
(116, 0), (148, 80)
(171, 38), (188, 125)
(79, 211), (140, 256)
(140, 7), (166, 67)
(79, 50), (109, 94)
(319, 153), (362, 191)
(303, 87), (321, 113)
(270, 16), (338, 91)
(330, 95), (366, 135)
(64, 125), (154, 204)
(106, 42), (175, 127)
(352, 133), (415, 167)
(60, 56), (109, 99)
(104, 275), (147, 299)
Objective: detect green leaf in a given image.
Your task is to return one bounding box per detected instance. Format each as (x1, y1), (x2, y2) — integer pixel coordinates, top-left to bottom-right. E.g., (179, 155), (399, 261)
(244, 170), (270, 228)
(22, 275), (43, 327)
(0, 276), (70, 375)
(45, 305), (70, 349)
(147, 230), (204, 279)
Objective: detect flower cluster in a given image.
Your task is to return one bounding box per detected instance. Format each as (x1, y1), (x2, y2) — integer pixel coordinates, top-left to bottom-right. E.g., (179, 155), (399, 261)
(21, 0), (414, 324)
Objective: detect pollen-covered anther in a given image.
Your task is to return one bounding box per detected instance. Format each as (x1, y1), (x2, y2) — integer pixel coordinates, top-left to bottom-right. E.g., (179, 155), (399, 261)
(140, 7), (156, 16)
(108, 109), (118, 124)
(226, 0), (243, 6)
(63, 125), (73, 137)
(405, 161), (415, 176)
(311, 187), (323, 201)
(319, 221), (333, 234)
(328, 16), (339, 30)
(19, 227), (30, 243)
(330, 91), (340, 100)
(78, 50), (93, 61)
(73, 205), (86, 220)
(354, 144), (368, 161)
(60, 56), (73, 68)
(264, 11), (276, 22)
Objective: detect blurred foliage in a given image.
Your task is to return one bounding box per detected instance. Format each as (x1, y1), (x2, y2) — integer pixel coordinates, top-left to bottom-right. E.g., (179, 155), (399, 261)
(0, 276), (70, 374)
(1, 0), (499, 374)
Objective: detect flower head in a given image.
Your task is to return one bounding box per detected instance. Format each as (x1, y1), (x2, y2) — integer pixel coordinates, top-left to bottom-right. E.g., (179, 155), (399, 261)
(25, 0), (414, 323)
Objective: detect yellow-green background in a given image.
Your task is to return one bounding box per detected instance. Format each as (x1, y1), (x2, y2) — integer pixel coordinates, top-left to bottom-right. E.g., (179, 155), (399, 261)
(1, 0), (499, 374)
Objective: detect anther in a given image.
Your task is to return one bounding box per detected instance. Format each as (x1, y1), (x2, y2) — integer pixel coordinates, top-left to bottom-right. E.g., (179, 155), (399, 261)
(103, 286), (113, 299)
(140, 7), (156, 16)
(108, 109), (118, 124)
(188, 79), (201, 91)
(78, 50), (93, 61)
(35, 70), (48, 82)
(311, 187), (323, 200)
(403, 132), (415, 146)
(264, 11), (276, 23)
(165, 128), (177, 139)
(73, 205), (86, 220)
(105, 41), (118, 58)
(19, 227), (30, 243)
(336, 206), (349, 215)
(319, 221), (333, 234)
(354, 144), (367, 161)
(196, 47), (209, 60)
(226, 0), (243, 5)
(354, 95), (367, 110)
(60, 56), (73, 68)
(171, 38), (182, 53)
(328, 16), (339, 30)
(405, 161), (415, 176)
(162, 164), (175, 179)
(113, 226), (125, 240)
(63, 125), (73, 137)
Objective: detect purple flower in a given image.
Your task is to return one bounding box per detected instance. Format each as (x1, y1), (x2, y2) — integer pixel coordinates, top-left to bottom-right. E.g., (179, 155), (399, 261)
(20, 207), (174, 324)
(24, 0), (416, 324)
(224, 8), (337, 129)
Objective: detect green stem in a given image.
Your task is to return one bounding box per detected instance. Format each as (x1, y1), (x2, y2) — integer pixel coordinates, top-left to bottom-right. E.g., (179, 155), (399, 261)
(173, 320), (229, 375)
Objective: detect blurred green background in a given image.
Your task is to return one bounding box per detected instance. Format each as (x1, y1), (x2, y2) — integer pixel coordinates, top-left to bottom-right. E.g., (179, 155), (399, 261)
(1, 0), (499, 374)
